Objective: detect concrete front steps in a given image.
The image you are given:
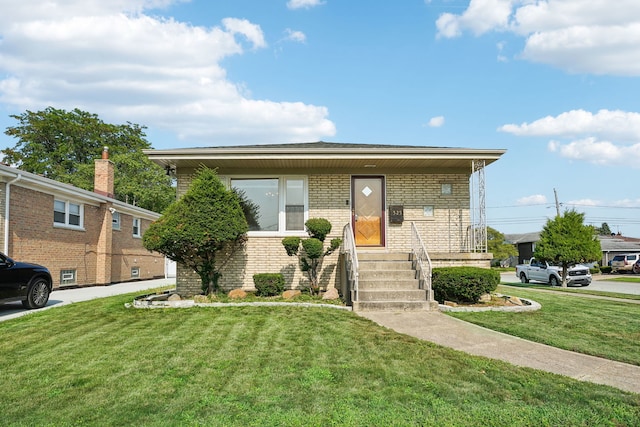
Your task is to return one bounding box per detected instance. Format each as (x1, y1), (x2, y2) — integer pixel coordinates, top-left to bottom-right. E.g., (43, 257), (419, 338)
(352, 252), (437, 312)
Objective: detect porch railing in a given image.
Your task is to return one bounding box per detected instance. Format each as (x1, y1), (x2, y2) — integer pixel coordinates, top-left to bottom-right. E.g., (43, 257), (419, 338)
(411, 221), (434, 303)
(342, 222), (359, 302)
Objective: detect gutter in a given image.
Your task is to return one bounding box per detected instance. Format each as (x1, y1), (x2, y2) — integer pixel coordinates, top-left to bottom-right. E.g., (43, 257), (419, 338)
(4, 173), (21, 254)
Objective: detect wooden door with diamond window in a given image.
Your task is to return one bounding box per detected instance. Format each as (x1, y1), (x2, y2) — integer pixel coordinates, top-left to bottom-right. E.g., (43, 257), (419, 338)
(352, 176), (385, 246)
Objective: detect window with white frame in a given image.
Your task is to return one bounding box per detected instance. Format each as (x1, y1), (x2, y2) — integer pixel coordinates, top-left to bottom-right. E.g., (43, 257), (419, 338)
(230, 177), (307, 234)
(54, 200), (83, 228)
(132, 218), (141, 237)
(112, 211), (121, 230)
(131, 267), (140, 279)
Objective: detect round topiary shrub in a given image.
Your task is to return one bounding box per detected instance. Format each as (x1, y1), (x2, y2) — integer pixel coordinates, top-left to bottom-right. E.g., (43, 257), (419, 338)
(253, 273), (285, 297)
(305, 218), (332, 242)
(301, 238), (324, 259)
(432, 267), (500, 304)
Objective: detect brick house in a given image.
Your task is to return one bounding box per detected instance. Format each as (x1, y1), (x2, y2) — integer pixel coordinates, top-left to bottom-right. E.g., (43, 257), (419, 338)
(0, 149), (165, 288)
(145, 142), (505, 310)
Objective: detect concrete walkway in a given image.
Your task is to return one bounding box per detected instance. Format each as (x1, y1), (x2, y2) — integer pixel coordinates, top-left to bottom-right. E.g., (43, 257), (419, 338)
(358, 310), (640, 394)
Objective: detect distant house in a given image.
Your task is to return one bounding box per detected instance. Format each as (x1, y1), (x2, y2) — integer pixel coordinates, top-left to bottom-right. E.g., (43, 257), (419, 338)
(145, 142), (505, 310)
(0, 149), (165, 288)
(505, 232), (640, 266)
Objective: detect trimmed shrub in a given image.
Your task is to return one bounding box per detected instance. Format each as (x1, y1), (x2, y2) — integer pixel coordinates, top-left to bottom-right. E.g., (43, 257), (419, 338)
(301, 238), (324, 259)
(253, 273), (285, 297)
(600, 266), (612, 274)
(282, 237), (301, 256)
(432, 267), (500, 304)
(305, 218), (332, 242)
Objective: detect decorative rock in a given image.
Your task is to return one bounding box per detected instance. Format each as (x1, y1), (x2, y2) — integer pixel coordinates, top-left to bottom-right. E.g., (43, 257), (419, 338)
(282, 290), (301, 299)
(167, 293), (182, 301)
(444, 300), (458, 307)
(322, 288), (340, 300)
(192, 295), (209, 303)
(479, 293), (492, 303)
(228, 289), (247, 299)
(507, 296), (524, 306)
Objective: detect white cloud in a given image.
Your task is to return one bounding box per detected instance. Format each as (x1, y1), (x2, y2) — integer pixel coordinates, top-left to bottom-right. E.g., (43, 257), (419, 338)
(517, 194), (547, 205)
(222, 18), (267, 49)
(284, 29), (307, 43)
(436, 0), (514, 38)
(548, 138), (640, 168)
(435, 0), (640, 76)
(499, 109), (640, 142)
(427, 116), (445, 127)
(287, 0), (325, 10)
(0, 0), (336, 146)
(501, 110), (640, 168)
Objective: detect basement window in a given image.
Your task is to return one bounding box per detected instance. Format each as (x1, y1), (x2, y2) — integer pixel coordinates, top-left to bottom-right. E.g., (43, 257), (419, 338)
(60, 269), (77, 286)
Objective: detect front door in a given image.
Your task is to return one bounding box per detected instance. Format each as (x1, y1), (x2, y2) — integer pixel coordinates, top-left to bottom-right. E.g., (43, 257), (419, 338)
(352, 176), (385, 247)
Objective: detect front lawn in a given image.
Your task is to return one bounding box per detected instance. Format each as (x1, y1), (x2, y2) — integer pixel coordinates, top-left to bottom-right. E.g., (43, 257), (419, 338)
(449, 286), (640, 365)
(500, 282), (640, 301)
(0, 291), (638, 426)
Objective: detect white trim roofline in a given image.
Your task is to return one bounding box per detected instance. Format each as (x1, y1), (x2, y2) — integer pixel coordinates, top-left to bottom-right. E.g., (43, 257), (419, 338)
(0, 163), (161, 220)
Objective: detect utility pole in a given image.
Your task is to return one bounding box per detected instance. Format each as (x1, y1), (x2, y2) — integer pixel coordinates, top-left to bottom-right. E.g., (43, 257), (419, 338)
(553, 188), (561, 217)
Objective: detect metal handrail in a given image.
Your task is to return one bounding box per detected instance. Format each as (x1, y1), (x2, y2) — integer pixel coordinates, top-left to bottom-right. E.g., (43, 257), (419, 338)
(411, 222), (434, 303)
(342, 222), (359, 302)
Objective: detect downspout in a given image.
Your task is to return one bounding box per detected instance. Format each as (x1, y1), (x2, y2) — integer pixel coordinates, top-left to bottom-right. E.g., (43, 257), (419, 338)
(4, 173), (22, 254)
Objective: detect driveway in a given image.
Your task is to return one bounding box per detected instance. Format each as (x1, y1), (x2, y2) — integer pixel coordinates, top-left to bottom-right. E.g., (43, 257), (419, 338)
(0, 278), (174, 322)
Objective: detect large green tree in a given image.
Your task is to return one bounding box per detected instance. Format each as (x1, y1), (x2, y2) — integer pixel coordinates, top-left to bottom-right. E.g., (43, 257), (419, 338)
(487, 226), (518, 266)
(534, 209), (602, 287)
(143, 167), (248, 294)
(2, 107), (174, 212)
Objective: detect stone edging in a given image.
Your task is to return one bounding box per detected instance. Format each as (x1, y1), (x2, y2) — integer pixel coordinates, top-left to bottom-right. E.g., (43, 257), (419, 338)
(129, 292), (352, 311)
(439, 297), (541, 313)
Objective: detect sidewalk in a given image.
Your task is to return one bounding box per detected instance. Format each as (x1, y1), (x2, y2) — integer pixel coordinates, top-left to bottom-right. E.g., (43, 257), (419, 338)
(358, 310), (640, 395)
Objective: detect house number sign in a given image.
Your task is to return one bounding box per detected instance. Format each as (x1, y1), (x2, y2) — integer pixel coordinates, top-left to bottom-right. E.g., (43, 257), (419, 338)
(389, 205), (404, 224)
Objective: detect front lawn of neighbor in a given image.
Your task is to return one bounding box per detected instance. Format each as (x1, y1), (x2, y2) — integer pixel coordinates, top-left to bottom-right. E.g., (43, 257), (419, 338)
(449, 285), (640, 366)
(0, 291), (638, 426)
(500, 281), (640, 301)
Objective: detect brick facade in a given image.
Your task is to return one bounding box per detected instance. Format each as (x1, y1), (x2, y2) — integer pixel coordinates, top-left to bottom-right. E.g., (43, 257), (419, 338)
(0, 163), (165, 288)
(174, 171), (489, 296)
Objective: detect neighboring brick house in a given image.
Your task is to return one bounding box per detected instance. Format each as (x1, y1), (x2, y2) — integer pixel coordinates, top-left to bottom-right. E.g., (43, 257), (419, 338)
(145, 142), (505, 309)
(0, 149), (165, 288)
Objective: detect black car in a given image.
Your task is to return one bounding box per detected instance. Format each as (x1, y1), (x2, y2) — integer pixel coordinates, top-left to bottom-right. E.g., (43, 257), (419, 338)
(0, 252), (52, 309)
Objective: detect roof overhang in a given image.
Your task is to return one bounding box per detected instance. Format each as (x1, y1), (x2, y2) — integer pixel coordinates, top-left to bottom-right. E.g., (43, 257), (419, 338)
(0, 164), (160, 219)
(144, 142), (506, 175)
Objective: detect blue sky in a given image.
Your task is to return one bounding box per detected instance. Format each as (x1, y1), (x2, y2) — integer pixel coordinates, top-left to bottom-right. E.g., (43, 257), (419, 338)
(1, 0), (639, 237)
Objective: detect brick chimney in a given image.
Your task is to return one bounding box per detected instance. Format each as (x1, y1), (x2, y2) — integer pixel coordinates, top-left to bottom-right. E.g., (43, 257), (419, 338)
(94, 146), (115, 198)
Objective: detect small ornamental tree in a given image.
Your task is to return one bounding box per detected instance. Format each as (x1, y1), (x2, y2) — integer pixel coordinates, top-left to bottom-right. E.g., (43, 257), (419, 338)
(143, 167), (248, 294)
(487, 226), (518, 266)
(282, 218), (342, 295)
(534, 209), (602, 288)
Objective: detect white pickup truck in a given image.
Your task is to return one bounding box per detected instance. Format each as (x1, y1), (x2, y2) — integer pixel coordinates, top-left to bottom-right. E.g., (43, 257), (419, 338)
(515, 258), (592, 287)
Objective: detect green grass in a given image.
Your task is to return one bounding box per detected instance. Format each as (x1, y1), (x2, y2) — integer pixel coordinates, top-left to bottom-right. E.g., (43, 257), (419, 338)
(449, 285), (640, 366)
(0, 291), (638, 426)
(500, 282), (640, 301)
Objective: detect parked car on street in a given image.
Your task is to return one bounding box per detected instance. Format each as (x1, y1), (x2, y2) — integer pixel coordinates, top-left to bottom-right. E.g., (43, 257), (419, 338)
(611, 253), (640, 273)
(0, 252), (52, 309)
(515, 257), (592, 286)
